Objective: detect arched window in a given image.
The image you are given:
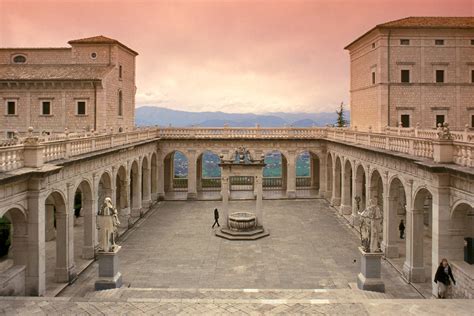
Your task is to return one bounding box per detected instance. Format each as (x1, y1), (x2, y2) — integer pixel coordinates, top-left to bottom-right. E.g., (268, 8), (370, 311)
(118, 90), (123, 116)
(12, 55), (27, 64)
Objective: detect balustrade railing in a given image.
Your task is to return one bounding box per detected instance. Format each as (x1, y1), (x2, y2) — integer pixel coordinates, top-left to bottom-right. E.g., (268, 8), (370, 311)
(0, 125), (473, 173)
(172, 178), (188, 189)
(296, 177), (312, 187)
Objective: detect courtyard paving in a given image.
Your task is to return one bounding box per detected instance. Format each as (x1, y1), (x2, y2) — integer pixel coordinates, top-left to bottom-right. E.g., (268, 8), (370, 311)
(60, 199), (422, 299)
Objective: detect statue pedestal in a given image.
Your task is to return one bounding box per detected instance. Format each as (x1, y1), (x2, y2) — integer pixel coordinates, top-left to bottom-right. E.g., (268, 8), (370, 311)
(95, 246), (123, 291)
(356, 247), (385, 293)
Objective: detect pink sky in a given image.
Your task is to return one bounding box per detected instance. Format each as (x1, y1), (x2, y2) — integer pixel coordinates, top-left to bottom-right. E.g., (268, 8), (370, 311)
(0, 0), (472, 113)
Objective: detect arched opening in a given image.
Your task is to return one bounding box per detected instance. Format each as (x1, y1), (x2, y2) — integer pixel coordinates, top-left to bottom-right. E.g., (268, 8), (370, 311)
(354, 164), (366, 213)
(326, 153), (333, 199)
(332, 156), (342, 206)
(263, 150), (287, 190)
(115, 165), (129, 233)
(450, 203), (474, 264)
(369, 170), (384, 249)
(341, 159), (353, 214)
(411, 187), (433, 283)
(141, 156), (151, 207)
(130, 160), (141, 218)
(44, 191), (73, 287)
(296, 151), (320, 195)
(164, 151), (188, 196)
(98, 172), (113, 213)
(385, 177), (406, 259)
(150, 153), (158, 200)
(73, 180), (94, 266)
(197, 151), (221, 195)
(0, 207), (28, 291)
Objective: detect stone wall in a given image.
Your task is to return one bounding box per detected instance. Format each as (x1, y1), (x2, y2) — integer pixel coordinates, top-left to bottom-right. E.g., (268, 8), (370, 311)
(0, 265), (26, 296)
(451, 261), (473, 299)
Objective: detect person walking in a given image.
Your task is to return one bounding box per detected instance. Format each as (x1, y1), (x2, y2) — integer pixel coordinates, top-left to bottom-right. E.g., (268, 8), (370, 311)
(399, 219), (405, 239)
(434, 258), (456, 299)
(212, 208), (220, 228)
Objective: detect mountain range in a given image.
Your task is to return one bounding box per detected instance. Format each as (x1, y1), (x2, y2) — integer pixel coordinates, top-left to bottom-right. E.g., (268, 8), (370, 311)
(135, 106), (349, 127)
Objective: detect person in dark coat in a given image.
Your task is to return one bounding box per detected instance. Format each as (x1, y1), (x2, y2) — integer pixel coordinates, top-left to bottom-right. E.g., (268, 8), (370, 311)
(212, 208), (220, 228)
(399, 219), (405, 239)
(434, 258), (456, 298)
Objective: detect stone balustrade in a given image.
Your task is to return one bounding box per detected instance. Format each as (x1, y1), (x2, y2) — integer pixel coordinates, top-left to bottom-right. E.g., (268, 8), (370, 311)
(0, 125), (473, 173)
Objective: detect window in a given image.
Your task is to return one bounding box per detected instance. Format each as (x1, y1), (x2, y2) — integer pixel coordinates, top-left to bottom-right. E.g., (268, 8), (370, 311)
(118, 90), (123, 116)
(5, 100), (16, 115)
(401, 69), (410, 83)
(6, 131), (15, 139)
(41, 101), (51, 115)
(90, 52), (97, 59)
(400, 39), (410, 45)
(435, 39), (444, 45)
(436, 70), (445, 83)
(471, 70), (474, 83)
(12, 55), (26, 64)
(436, 115), (445, 127)
(472, 115), (474, 128)
(471, 39), (474, 45)
(371, 71), (376, 84)
(76, 100), (86, 115)
(401, 114), (410, 128)
(119, 65), (123, 79)
(372, 43), (375, 48)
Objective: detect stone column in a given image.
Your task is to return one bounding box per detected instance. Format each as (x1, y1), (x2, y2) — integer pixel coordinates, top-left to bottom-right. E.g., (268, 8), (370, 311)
(26, 188), (46, 296)
(221, 175), (229, 228)
(286, 151), (296, 199)
(402, 181), (425, 283)
(340, 158), (351, 215)
(256, 175), (263, 227)
(83, 174), (98, 260)
(351, 162), (360, 225)
(430, 176), (452, 296)
(187, 150), (198, 200)
(157, 153), (165, 200)
(142, 160), (152, 210)
(197, 156), (203, 192)
(382, 195), (399, 258)
(131, 165), (142, 220)
(55, 183), (76, 283)
(330, 156), (341, 206)
(318, 152), (327, 198)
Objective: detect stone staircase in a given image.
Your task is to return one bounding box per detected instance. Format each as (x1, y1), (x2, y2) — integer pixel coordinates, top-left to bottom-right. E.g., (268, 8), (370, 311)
(85, 286), (391, 302)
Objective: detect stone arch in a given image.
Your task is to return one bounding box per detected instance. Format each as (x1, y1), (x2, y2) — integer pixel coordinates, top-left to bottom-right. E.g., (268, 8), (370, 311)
(369, 169), (384, 208)
(150, 152), (158, 200)
(341, 158), (353, 213)
(197, 150), (221, 192)
(354, 163), (366, 212)
(98, 170), (113, 212)
(163, 150), (189, 193)
(332, 155), (342, 206)
(326, 152), (333, 199)
(0, 206), (28, 279)
(44, 190), (73, 284)
(73, 179), (95, 260)
(295, 150), (320, 191)
(384, 176), (407, 258)
(141, 155), (151, 206)
(263, 150), (287, 189)
(130, 159), (141, 218)
(449, 201), (474, 263)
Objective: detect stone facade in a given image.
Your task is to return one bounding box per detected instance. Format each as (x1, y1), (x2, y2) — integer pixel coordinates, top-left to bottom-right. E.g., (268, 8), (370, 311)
(345, 17), (474, 131)
(0, 36), (137, 137)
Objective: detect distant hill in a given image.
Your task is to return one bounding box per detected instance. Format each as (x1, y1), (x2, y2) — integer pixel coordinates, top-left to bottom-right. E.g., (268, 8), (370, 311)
(135, 106), (349, 127)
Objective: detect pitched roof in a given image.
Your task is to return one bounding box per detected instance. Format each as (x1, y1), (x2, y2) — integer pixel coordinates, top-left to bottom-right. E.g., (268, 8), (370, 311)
(0, 64), (114, 81)
(68, 35), (138, 56)
(345, 16), (474, 50)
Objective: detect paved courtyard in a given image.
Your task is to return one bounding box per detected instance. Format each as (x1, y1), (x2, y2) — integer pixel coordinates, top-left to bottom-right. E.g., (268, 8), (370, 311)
(60, 199), (422, 299)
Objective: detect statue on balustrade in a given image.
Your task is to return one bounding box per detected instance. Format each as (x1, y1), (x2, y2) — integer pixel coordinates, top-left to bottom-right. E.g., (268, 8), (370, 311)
(358, 198), (383, 253)
(97, 197), (121, 252)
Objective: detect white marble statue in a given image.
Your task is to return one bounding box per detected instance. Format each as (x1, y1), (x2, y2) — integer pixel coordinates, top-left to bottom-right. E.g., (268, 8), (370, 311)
(358, 198), (383, 253)
(97, 197), (120, 252)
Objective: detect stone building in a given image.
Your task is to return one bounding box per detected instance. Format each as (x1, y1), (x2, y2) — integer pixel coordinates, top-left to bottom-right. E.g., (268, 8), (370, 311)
(345, 17), (474, 132)
(0, 36), (138, 137)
